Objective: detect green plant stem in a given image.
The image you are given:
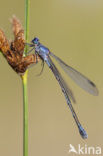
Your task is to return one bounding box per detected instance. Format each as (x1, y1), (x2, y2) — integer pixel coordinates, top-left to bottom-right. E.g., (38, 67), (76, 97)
(22, 0), (30, 156)
(22, 71), (28, 156)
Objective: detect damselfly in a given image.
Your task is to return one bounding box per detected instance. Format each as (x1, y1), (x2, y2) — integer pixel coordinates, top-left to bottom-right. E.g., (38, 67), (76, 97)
(26, 37), (99, 139)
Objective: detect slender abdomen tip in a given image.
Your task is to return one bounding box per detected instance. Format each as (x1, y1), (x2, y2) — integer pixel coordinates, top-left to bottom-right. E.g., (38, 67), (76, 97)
(78, 124), (88, 139)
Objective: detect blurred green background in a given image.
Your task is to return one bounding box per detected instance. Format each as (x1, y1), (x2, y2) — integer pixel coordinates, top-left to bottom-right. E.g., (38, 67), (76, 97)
(0, 0), (103, 156)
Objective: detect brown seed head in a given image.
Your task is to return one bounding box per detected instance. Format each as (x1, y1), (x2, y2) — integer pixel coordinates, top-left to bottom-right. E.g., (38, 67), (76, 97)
(0, 16), (39, 75)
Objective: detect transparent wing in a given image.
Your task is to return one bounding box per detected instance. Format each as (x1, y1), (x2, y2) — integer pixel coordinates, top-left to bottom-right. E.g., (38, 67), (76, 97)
(50, 52), (99, 96)
(47, 56), (76, 103)
(46, 56), (87, 139)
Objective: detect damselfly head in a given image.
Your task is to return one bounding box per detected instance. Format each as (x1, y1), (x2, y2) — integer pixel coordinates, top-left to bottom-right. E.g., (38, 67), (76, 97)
(31, 37), (39, 45)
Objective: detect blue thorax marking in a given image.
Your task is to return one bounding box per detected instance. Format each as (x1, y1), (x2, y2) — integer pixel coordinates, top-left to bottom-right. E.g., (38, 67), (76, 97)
(35, 43), (50, 61)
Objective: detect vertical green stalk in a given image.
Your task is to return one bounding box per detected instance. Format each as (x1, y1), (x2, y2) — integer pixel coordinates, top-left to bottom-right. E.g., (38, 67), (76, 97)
(22, 71), (28, 156)
(22, 0), (30, 156)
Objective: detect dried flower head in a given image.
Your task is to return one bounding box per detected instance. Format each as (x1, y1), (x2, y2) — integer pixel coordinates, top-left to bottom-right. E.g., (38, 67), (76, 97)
(0, 16), (39, 75)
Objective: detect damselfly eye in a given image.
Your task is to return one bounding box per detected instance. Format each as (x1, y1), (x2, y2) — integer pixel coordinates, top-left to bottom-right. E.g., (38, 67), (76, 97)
(31, 37), (39, 44)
